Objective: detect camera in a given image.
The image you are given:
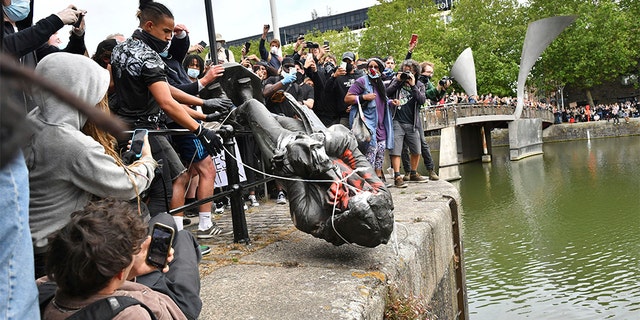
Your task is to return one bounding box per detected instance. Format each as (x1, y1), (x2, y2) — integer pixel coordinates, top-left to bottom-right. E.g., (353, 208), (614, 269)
(400, 71), (412, 81)
(439, 76), (454, 86)
(306, 41), (319, 49)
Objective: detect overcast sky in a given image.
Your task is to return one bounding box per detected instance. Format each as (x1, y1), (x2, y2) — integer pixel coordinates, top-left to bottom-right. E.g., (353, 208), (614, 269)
(33, 0), (378, 56)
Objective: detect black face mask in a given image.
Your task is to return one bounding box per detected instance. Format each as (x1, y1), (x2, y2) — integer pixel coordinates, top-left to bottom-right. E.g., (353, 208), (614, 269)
(418, 75), (431, 84)
(345, 62), (354, 73)
(295, 72), (304, 84)
(133, 28), (170, 54)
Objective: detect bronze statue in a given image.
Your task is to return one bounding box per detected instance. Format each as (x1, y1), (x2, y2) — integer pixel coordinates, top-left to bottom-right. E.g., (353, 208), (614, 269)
(212, 63), (394, 247)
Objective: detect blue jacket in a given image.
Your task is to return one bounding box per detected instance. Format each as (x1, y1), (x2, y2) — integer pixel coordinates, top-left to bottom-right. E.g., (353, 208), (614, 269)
(348, 76), (394, 150)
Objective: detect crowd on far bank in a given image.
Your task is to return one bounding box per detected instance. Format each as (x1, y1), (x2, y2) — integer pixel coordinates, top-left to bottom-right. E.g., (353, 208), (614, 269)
(552, 100), (639, 124)
(419, 89), (640, 125)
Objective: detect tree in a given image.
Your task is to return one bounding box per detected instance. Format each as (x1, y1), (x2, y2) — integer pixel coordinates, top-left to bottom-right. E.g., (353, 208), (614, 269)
(526, 0), (639, 105)
(447, 0), (526, 97)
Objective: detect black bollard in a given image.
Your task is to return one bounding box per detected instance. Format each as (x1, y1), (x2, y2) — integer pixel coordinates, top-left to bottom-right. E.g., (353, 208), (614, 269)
(218, 125), (250, 244)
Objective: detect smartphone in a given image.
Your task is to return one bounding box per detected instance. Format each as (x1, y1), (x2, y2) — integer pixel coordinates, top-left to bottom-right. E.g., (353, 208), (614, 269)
(340, 61), (348, 70)
(244, 41), (251, 52)
(409, 34), (418, 46)
(198, 40), (207, 47)
(146, 223), (175, 269)
(306, 53), (313, 61)
(324, 40), (329, 47)
(129, 129), (148, 158)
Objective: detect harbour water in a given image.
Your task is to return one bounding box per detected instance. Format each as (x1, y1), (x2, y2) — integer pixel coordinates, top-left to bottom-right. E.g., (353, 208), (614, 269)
(455, 136), (640, 319)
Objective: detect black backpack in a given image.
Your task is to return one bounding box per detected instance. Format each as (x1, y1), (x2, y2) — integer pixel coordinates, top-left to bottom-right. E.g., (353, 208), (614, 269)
(39, 281), (157, 320)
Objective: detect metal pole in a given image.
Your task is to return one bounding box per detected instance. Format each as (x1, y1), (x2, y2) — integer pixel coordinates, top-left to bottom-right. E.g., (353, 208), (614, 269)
(219, 127), (250, 244)
(269, 0), (280, 42)
(203, 0), (218, 65)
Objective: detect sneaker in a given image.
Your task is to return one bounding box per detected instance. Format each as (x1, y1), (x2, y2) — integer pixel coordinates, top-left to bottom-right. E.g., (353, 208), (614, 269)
(183, 218), (192, 226)
(276, 191), (287, 204)
(428, 170), (440, 181)
(394, 176), (408, 188)
(199, 245), (211, 256)
(402, 173), (411, 182)
(197, 224), (226, 239)
(409, 172), (428, 182)
(248, 194), (260, 207)
(213, 202), (224, 214)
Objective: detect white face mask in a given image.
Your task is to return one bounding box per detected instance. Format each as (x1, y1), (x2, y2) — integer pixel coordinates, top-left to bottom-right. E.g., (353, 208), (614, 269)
(270, 46), (278, 55)
(187, 68), (200, 79)
(2, 0), (30, 22)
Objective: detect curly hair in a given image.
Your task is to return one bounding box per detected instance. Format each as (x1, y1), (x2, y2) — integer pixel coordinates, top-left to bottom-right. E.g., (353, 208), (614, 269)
(46, 199), (148, 298)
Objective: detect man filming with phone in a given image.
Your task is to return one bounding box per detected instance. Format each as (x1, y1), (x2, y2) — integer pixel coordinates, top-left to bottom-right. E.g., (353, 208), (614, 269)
(39, 198), (202, 319)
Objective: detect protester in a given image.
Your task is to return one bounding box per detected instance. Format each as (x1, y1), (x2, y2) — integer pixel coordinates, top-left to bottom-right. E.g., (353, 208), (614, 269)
(25, 52), (157, 277)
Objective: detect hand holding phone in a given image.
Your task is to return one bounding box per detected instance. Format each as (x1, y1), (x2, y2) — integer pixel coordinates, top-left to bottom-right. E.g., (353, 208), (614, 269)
(129, 129), (148, 159)
(409, 34), (418, 48)
(340, 61), (348, 70)
(146, 223), (175, 269)
(198, 41), (207, 47)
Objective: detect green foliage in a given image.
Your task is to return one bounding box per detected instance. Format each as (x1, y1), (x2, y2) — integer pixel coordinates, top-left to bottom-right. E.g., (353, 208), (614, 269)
(222, 0), (639, 99)
(527, 0), (639, 95)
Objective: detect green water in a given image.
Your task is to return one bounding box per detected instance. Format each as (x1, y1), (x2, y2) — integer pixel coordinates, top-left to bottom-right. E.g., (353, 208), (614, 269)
(455, 136), (640, 319)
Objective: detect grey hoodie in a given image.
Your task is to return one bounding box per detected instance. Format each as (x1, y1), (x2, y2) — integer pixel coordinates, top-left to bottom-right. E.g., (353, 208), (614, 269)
(24, 53), (157, 250)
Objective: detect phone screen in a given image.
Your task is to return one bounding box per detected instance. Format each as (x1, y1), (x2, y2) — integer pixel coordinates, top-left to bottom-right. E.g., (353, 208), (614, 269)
(146, 223), (174, 269)
(130, 129), (148, 158)
(340, 61), (348, 70)
(410, 34), (418, 46)
(199, 41), (207, 47)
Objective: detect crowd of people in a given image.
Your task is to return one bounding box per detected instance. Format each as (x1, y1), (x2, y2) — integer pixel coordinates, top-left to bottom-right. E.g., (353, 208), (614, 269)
(0, 0), (469, 318)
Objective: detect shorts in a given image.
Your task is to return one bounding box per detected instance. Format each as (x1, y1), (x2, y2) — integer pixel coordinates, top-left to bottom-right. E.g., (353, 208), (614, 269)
(391, 121), (421, 156)
(172, 133), (209, 164)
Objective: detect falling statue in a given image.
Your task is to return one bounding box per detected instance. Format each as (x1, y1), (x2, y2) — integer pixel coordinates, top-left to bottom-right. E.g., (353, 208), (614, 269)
(207, 64), (394, 248)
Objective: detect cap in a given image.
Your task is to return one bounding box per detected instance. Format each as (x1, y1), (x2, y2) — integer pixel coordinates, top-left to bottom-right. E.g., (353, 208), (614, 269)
(342, 52), (356, 62)
(215, 33), (225, 42)
(294, 59), (304, 68)
(282, 57), (295, 67)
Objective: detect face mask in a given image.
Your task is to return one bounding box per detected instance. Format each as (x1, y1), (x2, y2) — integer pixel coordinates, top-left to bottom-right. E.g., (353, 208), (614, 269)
(271, 46), (279, 55)
(383, 68), (394, 77)
(187, 68), (200, 79)
(135, 29), (171, 54)
(295, 72), (304, 84)
(345, 62), (354, 73)
(159, 50), (169, 58)
(2, 0), (30, 22)
(368, 68), (380, 79)
(216, 42), (223, 50)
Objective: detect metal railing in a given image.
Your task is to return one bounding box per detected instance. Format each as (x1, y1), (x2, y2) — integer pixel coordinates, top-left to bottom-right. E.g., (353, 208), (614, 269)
(131, 128), (274, 244)
(421, 103), (555, 131)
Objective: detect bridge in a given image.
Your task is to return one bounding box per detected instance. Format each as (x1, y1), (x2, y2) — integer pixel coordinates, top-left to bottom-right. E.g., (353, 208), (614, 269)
(418, 103), (554, 181)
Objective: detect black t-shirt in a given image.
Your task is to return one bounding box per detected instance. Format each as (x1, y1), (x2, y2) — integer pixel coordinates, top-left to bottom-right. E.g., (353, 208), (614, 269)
(111, 37), (167, 127)
(395, 85), (416, 125)
(298, 83), (314, 103)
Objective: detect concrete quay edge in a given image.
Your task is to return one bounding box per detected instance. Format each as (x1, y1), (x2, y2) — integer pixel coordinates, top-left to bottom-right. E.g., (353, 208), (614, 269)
(194, 179), (462, 320)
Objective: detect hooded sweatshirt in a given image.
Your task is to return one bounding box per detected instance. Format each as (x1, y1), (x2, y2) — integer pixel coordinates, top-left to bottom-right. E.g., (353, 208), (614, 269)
(24, 53), (157, 251)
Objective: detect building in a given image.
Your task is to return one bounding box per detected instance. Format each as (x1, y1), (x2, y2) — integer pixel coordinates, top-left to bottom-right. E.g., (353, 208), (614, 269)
(227, 8), (369, 47)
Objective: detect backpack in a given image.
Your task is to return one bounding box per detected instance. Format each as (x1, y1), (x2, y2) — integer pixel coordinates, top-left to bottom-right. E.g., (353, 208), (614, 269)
(39, 281), (158, 320)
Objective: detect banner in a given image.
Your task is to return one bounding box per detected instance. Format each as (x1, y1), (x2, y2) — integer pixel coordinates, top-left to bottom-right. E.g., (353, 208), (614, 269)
(212, 137), (247, 188)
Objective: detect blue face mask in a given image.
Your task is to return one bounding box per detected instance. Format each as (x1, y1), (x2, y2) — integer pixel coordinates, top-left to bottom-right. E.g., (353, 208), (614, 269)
(159, 50), (169, 58)
(2, 0), (30, 22)
(187, 68), (200, 79)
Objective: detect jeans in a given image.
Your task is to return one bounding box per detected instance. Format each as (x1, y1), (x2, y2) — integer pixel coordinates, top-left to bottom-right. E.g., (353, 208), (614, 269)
(0, 152), (40, 320)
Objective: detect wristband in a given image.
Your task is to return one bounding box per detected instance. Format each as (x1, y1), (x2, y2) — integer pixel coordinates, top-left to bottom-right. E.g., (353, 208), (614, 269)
(358, 94), (365, 104)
